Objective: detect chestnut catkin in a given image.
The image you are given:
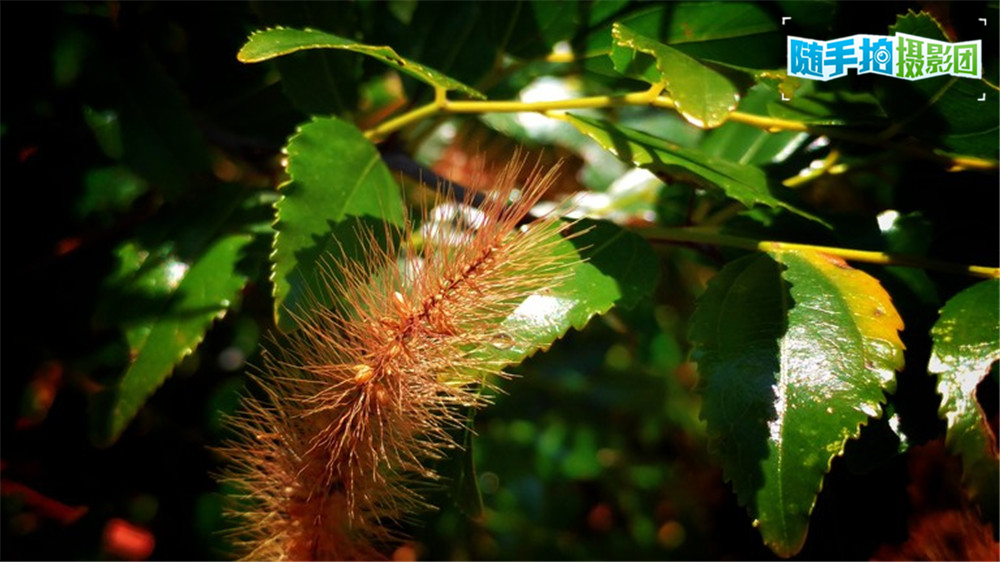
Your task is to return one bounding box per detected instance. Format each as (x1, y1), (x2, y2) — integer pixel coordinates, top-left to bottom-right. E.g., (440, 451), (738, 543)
(219, 157), (577, 560)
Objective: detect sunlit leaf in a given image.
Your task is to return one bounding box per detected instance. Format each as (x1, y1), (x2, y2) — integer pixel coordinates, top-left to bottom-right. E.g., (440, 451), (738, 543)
(238, 27), (484, 99)
(495, 219), (659, 364)
(929, 279), (1000, 500)
(253, 3), (364, 116)
(566, 114), (824, 224)
(610, 24), (739, 128)
(272, 115), (405, 331)
(691, 250), (903, 557)
(93, 233), (252, 446)
(700, 84), (810, 166)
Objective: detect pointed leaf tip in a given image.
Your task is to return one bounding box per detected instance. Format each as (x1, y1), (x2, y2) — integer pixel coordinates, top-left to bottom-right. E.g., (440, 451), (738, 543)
(237, 27), (484, 99)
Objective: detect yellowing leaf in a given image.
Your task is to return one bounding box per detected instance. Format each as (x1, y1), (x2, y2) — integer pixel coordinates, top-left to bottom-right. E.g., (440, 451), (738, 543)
(691, 250), (903, 557)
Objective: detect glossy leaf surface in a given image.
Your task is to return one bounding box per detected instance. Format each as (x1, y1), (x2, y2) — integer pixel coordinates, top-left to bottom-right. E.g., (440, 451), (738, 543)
(238, 27), (484, 99)
(496, 219), (660, 364)
(252, 2), (364, 116)
(93, 234), (252, 446)
(929, 279), (1000, 498)
(610, 24), (739, 128)
(701, 84), (810, 166)
(691, 250), (903, 556)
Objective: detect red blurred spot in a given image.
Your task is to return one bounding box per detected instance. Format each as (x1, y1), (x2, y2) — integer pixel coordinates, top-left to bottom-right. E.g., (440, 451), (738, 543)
(18, 145), (38, 163)
(0, 479), (88, 525)
(392, 543), (418, 561)
(54, 237), (83, 257)
(657, 520), (686, 549)
(16, 361), (64, 430)
(587, 503), (614, 532)
(102, 518), (155, 560)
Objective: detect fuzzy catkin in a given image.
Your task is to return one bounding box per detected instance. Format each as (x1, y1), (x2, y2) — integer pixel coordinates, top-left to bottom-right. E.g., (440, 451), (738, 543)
(219, 158), (577, 560)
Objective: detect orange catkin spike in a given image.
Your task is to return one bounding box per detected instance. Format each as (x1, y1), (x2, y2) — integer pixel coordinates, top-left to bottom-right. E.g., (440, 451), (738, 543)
(219, 155), (579, 560)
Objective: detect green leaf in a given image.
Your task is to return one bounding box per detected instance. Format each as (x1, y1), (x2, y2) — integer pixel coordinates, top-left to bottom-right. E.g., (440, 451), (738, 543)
(75, 165), (149, 222)
(91, 183), (265, 446)
(875, 11), (1000, 160)
(776, 0), (837, 37)
(81, 47), (211, 198)
(93, 233), (252, 446)
(513, 0), (581, 56)
(399, 2), (503, 92)
(700, 84), (810, 166)
(238, 27), (485, 100)
(496, 219), (659, 364)
(929, 279), (1000, 500)
(272, 115), (405, 331)
(584, 2), (783, 69)
(691, 250), (903, 557)
(253, 2), (362, 116)
(401, 1), (564, 94)
(878, 212), (940, 309)
(82, 106), (123, 159)
(610, 24), (739, 128)
(445, 412), (484, 519)
(767, 79), (888, 127)
(566, 114), (825, 224)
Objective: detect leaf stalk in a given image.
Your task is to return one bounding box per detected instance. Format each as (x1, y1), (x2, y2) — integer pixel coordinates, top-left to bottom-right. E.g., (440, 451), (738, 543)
(641, 226), (1000, 279)
(363, 89), (997, 172)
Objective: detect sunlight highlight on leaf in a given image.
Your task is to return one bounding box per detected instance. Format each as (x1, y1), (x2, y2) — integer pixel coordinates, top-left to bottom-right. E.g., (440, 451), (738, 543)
(610, 24), (740, 129)
(238, 27), (485, 99)
(929, 279), (1000, 500)
(691, 250), (903, 557)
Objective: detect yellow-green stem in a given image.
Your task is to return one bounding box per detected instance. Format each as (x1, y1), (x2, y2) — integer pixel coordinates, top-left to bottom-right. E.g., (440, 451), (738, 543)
(363, 90), (997, 171)
(641, 226), (1000, 279)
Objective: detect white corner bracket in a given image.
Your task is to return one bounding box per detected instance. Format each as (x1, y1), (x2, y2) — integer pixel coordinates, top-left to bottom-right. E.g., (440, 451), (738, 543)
(980, 18), (987, 25)
(979, 93), (987, 101)
(781, 92), (790, 101)
(782, 17), (792, 25)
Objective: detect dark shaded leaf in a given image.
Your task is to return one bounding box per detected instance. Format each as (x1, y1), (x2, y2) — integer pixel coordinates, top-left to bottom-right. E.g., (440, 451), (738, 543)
(584, 2), (783, 69)
(875, 12), (999, 160)
(253, 2), (363, 116)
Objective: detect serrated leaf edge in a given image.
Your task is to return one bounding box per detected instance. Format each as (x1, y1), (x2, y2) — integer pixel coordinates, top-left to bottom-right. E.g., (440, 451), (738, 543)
(237, 26), (485, 99)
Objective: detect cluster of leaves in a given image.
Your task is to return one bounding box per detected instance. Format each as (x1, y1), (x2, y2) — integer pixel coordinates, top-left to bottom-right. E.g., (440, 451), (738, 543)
(3, 1), (997, 560)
